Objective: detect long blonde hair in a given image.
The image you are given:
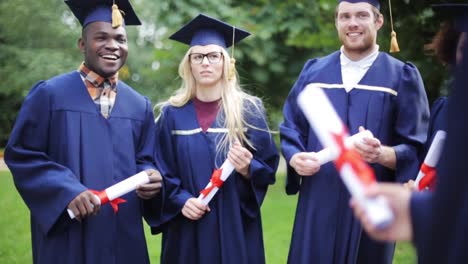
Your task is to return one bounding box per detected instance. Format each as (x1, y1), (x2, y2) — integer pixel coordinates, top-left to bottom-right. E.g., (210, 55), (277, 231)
(156, 46), (269, 155)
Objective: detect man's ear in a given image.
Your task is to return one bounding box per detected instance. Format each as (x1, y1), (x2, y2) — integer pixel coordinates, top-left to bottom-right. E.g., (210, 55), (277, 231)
(78, 37), (85, 53)
(375, 14), (384, 30)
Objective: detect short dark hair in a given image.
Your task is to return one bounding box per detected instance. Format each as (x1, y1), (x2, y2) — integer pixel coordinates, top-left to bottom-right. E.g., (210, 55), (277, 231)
(335, 4), (382, 22)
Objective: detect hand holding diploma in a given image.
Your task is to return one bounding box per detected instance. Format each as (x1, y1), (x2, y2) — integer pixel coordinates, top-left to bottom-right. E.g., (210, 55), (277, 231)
(297, 85), (394, 229)
(182, 198), (210, 220)
(290, 124), (373, 177)
(198, 160), (235, 205)
(414, 130), (446, 191)
(316, 129), (374, 165)
(350, 183), (413, 241)
(68, 171), (151, 219)
(290, 152), (321, 176)
(228, 142), (253, 178)
(136, 169), (163, 199)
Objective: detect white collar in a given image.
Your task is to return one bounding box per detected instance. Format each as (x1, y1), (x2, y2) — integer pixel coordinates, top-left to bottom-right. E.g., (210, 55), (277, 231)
(340, 45), (380, 68)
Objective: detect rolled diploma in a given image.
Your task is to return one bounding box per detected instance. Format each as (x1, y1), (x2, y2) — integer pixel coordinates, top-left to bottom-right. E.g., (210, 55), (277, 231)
(414, 130), (446, 190)
(197, 160), (235, 205)
(67, 171), (150, 219)
(297, 84), (393, 229)
(316, 129), (374, 164)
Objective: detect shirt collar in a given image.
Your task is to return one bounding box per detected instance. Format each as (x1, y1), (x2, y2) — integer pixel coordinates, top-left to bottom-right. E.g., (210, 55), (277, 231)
(78, 62), (118, 89)
(340, 45), (380, 68)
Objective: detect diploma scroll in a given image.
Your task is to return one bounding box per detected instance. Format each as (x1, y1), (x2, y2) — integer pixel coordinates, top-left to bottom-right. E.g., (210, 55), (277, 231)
(414, 130), (446, 191)
(316, 130), (374, 165)
(197, 160), (235, 205)
(68, 171), (150, 219)
(297, 84), (394, 229)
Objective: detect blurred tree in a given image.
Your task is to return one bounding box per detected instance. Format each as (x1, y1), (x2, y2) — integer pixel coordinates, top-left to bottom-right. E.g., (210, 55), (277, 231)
(0, 0), (457, 146)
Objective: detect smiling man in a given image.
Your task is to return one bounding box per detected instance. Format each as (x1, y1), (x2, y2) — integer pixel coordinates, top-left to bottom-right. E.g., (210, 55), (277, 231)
(280, 0), (429, 263)
(4, 1), (163, 263)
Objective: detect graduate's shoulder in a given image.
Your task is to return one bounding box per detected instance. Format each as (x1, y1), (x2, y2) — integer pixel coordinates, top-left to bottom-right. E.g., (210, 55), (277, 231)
(300, 51), (340, 74)
(157, 101), (190, 120)
(24, 71), (80, 98)
(117, 80), (151, 104)
(378, 52), (421, 74)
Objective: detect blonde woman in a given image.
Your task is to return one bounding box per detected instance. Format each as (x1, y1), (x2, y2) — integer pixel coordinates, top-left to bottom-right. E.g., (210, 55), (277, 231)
(151, 14), (279, 264)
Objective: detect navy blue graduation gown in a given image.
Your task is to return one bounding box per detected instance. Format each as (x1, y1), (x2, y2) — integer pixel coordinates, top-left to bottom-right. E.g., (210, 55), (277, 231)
(5, 71), (160, 264)
(152, 99), (279, 264)
(421, 96), (448, 161)
(280, 51), (429, 264)
(412, 35), (468, 263)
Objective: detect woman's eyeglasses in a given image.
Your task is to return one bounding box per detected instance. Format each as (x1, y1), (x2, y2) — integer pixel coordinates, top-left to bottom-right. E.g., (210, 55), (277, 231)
(189, 52), (223, 64)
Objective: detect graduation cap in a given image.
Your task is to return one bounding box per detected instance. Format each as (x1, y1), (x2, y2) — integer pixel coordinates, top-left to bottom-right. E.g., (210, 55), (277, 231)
(432, 4), (468, 33)
(169, 14), (250, 49)
(65, 0), (141, 28)
(338, 0), (380, 9)
(170, 14), (251, 81)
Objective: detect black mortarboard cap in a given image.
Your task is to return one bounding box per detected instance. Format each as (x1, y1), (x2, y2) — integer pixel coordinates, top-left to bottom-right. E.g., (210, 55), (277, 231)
(169, 14), (250, 49)
(65, 0), (141, 28)
(432, 4), (468, 33)
(338, 0), (380, 10)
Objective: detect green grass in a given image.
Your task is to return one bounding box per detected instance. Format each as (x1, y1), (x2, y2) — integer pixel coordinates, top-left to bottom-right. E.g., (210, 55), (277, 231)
(0, 171), (416, 263)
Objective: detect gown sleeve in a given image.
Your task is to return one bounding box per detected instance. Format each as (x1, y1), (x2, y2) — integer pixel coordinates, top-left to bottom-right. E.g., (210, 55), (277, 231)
(392, 63), (430, 182)
(152, 107), (193, 227)
(139, 98), (165, 225)
(4, 81), (86, 235)
(236, 100), (279, 218)
(279, 59), (316, 194)
(410, 192), (433, 258)
(136, 98), (158, 172)
(420, 97), (448, 162)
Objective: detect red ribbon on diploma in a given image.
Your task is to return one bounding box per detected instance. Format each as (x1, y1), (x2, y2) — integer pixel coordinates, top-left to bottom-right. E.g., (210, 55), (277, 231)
(332, 129), (375, 187)
(91, 190), (127, 213)
(418, 163), (437, 190)
(199, 168), (225, 198)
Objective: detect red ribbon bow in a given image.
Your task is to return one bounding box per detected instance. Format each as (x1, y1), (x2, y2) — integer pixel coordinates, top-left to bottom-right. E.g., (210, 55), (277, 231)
(418, 163), (437, 191)
(91, 190), (127, 214)
(200, 168), (225, 198)
(331, 129), (376, 187)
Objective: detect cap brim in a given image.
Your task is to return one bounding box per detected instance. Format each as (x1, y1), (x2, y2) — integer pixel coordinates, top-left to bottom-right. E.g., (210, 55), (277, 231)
(169, 14), (250, 47)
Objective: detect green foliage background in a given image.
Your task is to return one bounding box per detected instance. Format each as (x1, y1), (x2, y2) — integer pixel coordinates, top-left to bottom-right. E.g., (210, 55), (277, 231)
(0, 0), (464, 145)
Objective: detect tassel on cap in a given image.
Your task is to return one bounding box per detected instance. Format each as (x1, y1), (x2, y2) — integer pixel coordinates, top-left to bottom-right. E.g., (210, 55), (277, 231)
(388, 0), (400, 53)
(229, 58), (236, 81)
(111, 1), (124, 28)
(228, 26), (237, 81)
(390, 31), (400, 53)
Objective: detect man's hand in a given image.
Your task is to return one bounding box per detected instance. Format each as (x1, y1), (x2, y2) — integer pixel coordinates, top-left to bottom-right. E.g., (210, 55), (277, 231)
(182, 198), (210, 220)
(68, 190), (101, 221)
(350, 183), (413, 241)
(290, 152), (321, 176)
(354, 126), (396, 169)
(136, 169), (163, 200)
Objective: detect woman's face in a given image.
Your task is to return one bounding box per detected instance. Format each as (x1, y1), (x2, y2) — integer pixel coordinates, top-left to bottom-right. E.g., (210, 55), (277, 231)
(189, 44), (225, 88)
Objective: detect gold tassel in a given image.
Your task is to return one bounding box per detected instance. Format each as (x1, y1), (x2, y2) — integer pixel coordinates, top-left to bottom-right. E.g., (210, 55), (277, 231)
(388, 0), (400, 53)
(390, 31), (400, 53)
(112, 4), (124, 28)
(228, 26), (237, 81)
(228, 58), (236, 81)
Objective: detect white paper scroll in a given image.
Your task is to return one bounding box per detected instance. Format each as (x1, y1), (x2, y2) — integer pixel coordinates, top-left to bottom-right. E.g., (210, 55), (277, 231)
(414, 130), (446, 190)
(316, 129), (374, 164)
(197, 160), (235, 205)
(68, 171), (149, 219)
(297, 84), (394, 229)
